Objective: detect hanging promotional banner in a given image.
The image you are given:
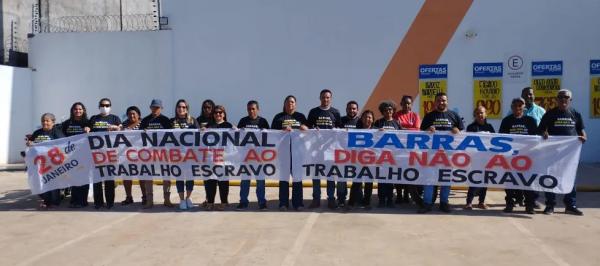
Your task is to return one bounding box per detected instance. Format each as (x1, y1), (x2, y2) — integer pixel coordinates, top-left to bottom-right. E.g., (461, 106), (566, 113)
(590, 60), (600, 118)
(291, 130), (581, 193)
(419, 64), (448, 117)
(531, 61), (562, 110)
(25, 129), (291, 194)
(473, 63), (503, 119)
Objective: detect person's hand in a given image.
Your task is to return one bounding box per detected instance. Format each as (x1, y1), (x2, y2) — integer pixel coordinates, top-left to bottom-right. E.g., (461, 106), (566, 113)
(451, 127), (460, 134)
(26, 140), (32, 147)
(578, 135), (587, 143)
(284, 126), (292, 132)
(379, 128), (385, 131)
(427, 126), (436, 133)
(300, 125), (309, 131)
(84, 127), (91, 133)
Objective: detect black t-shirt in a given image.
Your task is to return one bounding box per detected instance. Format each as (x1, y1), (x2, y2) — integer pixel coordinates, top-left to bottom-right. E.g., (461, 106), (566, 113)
(30, 127), (65, 143)
(170, 117), (199, 129)
(499, 115), (538, 135)
(374, 118), (401, 130)
(420, 110), (465, 132)
(196, 116), (213, 128)
(139, 114), (171, 130)
(341, 115), (360, 129)
(466, 121), (495, 133)
(307, 106), (342, 129)
(271, 112), (307, 130)
(61, 118), (90, 136)
(207, 121), (234, 129)
(538, 108), (585, 136)
(89, 114), (122, 132)
(237, 116), (270, 129)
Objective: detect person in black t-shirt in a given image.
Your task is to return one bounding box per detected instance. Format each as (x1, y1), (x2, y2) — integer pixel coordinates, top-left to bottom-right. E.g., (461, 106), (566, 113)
(27, 113), (66, 209)
(120, 106), (145, 207)
(499, 98), (539, 214)
(170, 99), (200, 211)
(236, 100), (270, 211)
(374, 101), (402, 208)
(196, 99), (215, 129)
(204, 105), (235, 211)
(464, 105), (495, 211)
(418, 92), (464, 214)
(272, 95), (308, 211)
(61, 102), (91, 208)
(539, 89), (587, 216)
(348, 110), (375, 209)
(307, 89), (342, 210)
(89, 98), (122, 209)
(337, 101), (360, 208)
(139, 99), (173, 208)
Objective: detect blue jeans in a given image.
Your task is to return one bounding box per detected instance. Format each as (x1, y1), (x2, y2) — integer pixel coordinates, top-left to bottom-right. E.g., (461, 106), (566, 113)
(312, 179), (335, 200)
(424, 185), (450, 204)
(545, 188), (576, 207)
(176, 180), (194, 193)
(279, 181), (303, 208)
(240, 180), (266, 206)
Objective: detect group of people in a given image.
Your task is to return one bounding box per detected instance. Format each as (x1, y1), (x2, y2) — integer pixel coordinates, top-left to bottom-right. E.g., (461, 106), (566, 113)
(26, 87), (586, 216)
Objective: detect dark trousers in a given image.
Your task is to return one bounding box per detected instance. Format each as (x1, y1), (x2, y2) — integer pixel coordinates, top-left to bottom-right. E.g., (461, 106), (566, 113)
(93, 181), (115, 207)
(70, 184), (89, 206)
(205, 180), (229, 204)
(40, 189), (61, 206)
(279, 181), (304, 208)
(348, 182), (373, 206)
(466, 187), (488, 204)
(377, 183), (394, 205)
(176, 180), (194, 193)
(545, 187), (577, 208)
(394, 184), (410, 202)
(505, 189), (538, 207)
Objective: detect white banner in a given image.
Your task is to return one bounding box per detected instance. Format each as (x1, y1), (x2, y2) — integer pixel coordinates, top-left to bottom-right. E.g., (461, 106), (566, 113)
(26, 129), (291, 194)
(291, 130), (581, 193)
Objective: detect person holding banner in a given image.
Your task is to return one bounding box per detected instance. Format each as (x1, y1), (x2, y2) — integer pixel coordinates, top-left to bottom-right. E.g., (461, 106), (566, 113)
(521, 87), (546, 125)
(418, 92), (464, 213)
(197, 99), (215, 208)
(139, 99), (173, 208)
(374, 101), (402, 208)
(499, 98), (539, 214)
(236, 100), (270, 211)
(393, 95), (422, 206)
(120, 106), (145, 206)
(337, 100), (360, 209)
(539, 89), (586, 216)
(61, 102), (91, 208)
(272, 95), (308, 211)
(464, 105), (495, 210)
(205, 105), (234, 211)
(307, 89), (342, 209)
(347, 110), (375, 209)
(170, 99), (200, 210)
(89, 98), (122, 209)
(26, 113), (66, 209)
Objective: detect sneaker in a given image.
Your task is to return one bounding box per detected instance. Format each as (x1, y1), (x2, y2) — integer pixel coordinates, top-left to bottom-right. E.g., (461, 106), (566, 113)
(235, 203), (248, 211)
(201, 200), (209, 208)
(179, 200), (188, 210)
(215, 203), (225, 211)
(543, 206), (554, 215)
(439, 203), (452, 213)
(525, 206), (535, 214)
(463, 204), (473, 210)
(338, 202), (346, 209)
(259, 204), (268, 211)
(503, 205), (514, 213)
(308, 200), (320, 209)
(294, 206), (304, 211)
(106, 203), (114, 210)
(206, 203), (215, 211)
(327, 199), (338, 209)
(186, 198), (193, 209)
(279, 206), (288, 211)
(565, 206), (583, 216)
(69, 203), (82, 209)
(121, 197), (134, 206)
(417, 204), (432, 214)
(477, 203), (489, 209)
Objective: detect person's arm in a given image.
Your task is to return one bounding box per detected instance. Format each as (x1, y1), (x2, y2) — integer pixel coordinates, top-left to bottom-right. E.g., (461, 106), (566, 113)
(576, 112), (586, 143)
(538, 112), (550, 139)
(413, 112), (421, 130)
(452, 112), (464, 134)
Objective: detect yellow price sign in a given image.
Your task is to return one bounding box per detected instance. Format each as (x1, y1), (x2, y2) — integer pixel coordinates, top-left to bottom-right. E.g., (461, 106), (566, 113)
(473, 79), (502, 119)
(591, 76), (600, 118)
(419, 79), (447, 117)
(532, 78), (561, 110)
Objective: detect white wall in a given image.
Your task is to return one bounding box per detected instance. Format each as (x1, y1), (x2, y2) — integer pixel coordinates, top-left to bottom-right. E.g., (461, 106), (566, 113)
(24, 0), (600, 162)
(0, 65), (32, 164)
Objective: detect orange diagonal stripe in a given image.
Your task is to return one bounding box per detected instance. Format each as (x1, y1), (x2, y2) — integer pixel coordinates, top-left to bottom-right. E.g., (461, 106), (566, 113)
(364, 0), (473, 112)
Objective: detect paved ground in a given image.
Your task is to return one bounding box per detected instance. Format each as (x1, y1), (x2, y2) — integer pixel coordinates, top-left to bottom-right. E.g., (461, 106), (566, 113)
(1, 170), (600, 266)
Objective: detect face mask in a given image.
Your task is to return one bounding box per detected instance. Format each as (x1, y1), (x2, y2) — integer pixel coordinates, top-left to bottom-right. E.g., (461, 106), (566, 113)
(100, 107), (111, 115)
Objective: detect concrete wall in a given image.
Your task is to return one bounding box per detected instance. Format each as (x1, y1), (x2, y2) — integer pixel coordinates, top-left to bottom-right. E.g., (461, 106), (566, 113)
(0, 65), (32, 164)
(21, 0), (600, 162)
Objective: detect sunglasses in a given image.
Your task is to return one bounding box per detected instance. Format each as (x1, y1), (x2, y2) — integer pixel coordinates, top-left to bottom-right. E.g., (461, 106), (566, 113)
(99, 104), (111, 107)
(557, 95), (570, 99)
